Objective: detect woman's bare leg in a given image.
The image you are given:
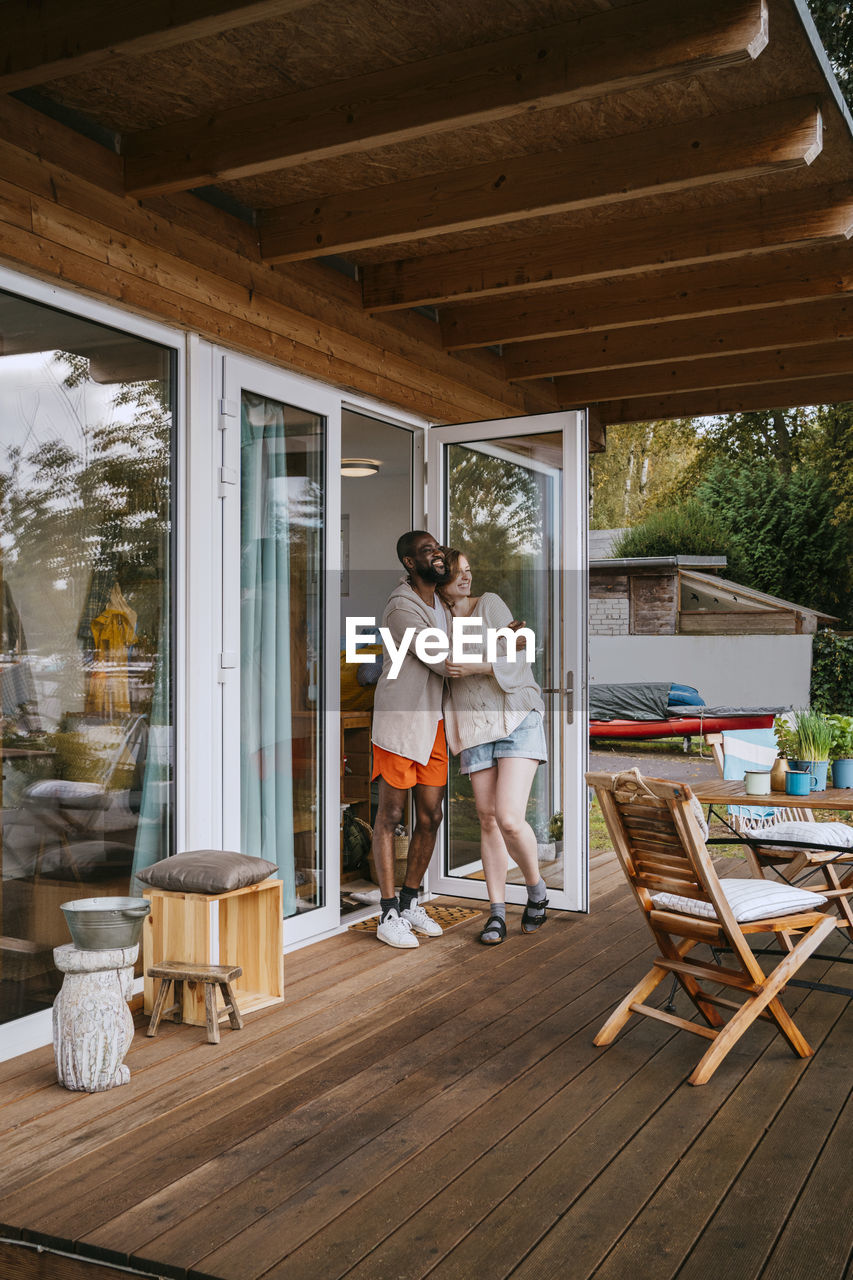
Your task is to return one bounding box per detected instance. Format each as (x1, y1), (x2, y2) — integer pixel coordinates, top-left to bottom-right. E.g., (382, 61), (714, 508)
(493, 756), (541, 886)
(469, 766), (510, 904)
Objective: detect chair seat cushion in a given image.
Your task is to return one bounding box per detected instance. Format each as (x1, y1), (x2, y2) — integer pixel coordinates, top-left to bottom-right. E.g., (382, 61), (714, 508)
(651, 877), (827, 924)
(752, 821), (853, 850)
(135, 849), (278, 894)
(24, 779), (108, 808)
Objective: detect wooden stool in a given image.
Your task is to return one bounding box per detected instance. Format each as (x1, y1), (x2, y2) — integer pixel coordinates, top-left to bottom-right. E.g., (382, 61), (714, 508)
(146, 962), (244, 1044)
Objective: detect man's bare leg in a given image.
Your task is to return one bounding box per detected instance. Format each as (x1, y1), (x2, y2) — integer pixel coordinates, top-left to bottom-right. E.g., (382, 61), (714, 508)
(404, 782), (445, 888)
(371, 775), (407, 901)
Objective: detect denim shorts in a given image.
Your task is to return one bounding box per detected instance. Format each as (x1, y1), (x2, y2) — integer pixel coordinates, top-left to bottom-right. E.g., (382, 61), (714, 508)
(460, 711), (548, 775)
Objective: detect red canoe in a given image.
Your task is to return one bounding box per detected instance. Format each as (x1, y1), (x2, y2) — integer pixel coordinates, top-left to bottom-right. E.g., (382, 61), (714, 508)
(589, 713), (776, 740)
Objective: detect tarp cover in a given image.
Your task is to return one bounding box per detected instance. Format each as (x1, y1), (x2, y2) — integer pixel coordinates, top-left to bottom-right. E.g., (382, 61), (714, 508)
(589, 682), (672, 721)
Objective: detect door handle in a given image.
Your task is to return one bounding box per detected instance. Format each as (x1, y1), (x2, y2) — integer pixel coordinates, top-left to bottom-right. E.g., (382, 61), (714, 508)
(541, 672), (574, 724)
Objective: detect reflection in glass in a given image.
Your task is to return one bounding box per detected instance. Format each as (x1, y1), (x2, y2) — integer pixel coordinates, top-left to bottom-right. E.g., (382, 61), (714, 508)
(444, 435), (564, 893)
(0, 290), (173, 1024)
(240, 393), (324, 918)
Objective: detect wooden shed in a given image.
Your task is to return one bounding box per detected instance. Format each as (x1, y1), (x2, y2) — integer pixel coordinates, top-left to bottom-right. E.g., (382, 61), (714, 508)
(3, 0), (853, 1054)
(590, 555), (836, 635)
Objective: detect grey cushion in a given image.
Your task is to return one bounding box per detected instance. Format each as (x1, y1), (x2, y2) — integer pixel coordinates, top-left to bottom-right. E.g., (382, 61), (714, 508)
(136, 849), (278, 894)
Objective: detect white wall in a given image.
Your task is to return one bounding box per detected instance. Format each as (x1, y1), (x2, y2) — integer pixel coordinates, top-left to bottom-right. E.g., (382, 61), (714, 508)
(340, 411), (414, 639)
(589, 635), (813, 709)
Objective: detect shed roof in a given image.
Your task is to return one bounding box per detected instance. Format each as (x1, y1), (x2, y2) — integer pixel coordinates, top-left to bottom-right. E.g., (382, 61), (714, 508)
(5, 0), (853, 423)
(680, 567), (838, 621)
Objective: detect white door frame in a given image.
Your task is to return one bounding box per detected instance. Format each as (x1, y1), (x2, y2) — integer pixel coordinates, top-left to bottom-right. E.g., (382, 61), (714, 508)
(219, 352), (342, 944)
(426, 410), (589, 912)
(215, 354), (432, 943)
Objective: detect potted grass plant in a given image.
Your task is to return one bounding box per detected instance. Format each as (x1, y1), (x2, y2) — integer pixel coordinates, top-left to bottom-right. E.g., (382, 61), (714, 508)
(827, 715), (853, 788)
(790, 708), (833, 791)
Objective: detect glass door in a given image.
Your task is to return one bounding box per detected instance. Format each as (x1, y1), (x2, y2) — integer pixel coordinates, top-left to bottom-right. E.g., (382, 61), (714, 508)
(220, 355), (340, 942)
(427, 412), (588, 912)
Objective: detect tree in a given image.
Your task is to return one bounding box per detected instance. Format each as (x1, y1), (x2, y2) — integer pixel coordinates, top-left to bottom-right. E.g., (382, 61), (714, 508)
(0, 352), (171, 663)
(447, 444), (542, 596)
(807, 1), (853, 99)
(589, 418), (700, 528)
(590, 407), (853, 626)
(697, 457), (852, 623)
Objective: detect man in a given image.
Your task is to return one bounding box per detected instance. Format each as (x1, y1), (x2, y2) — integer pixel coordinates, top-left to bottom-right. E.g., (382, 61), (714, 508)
(369, 531), (452, 948)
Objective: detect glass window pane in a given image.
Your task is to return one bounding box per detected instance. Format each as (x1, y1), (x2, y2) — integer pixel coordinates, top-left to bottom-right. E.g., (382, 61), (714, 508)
(444, 434), (565, 894)
(0, 291), (174, 1024)
(240, 392), (324, 918)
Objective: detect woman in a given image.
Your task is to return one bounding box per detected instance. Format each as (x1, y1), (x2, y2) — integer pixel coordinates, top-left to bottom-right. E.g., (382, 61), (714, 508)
(440, 549), (549, 945)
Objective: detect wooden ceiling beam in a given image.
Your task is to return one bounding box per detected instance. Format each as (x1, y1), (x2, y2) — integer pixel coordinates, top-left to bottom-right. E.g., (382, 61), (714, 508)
(554, 337), (853, 404)
(361, 181), (853, 313)
(124, 0), (767, 197)
(594, 375), (853, 424)
(439, 241), (853, 350)
(259, 97), (822, 263)
(503, 294), (853, 379)
(0, 1), (318, 92)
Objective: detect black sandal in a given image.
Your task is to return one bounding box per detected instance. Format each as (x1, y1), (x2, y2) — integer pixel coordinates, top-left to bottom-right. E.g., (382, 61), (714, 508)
(478, 915), (507, 945)
(521, 897), (548, 934)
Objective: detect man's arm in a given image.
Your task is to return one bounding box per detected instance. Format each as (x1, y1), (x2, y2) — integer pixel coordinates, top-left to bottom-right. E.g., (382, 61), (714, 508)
(383, 601), (452, 676)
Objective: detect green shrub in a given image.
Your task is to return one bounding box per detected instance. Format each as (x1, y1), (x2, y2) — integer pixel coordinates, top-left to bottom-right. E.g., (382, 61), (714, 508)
(611, 499), (733, 560)
(811, 629), (853, 715)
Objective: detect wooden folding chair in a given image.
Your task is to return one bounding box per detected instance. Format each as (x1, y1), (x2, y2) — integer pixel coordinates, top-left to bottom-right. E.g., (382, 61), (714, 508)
(706, 732), (853, 944)
(586, 770), (840, 1086)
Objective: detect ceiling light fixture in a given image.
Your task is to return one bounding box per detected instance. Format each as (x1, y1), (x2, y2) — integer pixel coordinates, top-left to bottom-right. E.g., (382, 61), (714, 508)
(341, 457), (381, 477)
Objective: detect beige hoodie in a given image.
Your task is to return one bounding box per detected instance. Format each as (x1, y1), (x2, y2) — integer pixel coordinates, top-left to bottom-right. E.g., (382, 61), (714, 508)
(371, 580), (451, 764)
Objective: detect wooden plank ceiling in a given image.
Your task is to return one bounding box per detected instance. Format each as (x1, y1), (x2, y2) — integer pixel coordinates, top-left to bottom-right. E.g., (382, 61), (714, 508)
(6, 0), (853, 424)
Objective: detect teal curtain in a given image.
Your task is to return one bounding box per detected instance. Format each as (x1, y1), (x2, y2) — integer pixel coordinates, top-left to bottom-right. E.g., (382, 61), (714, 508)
(240, 393), (296, 915)
(131, 548), (172, 891)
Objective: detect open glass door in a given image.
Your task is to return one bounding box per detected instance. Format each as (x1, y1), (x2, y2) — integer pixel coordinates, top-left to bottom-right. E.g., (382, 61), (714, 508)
(220, 354), (341, 943)
(427, 412), (588, 912)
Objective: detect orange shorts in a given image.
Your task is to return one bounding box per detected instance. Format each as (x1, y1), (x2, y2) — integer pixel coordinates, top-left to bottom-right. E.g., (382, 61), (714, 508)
(372, 720), (448, 789)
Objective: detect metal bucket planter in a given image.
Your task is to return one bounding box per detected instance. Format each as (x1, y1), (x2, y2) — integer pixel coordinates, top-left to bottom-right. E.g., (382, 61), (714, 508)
(60, 897), (150, 950)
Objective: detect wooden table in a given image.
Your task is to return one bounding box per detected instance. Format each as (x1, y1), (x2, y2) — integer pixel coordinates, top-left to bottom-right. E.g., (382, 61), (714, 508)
(691, 780), (853, 813)
(690, 778), (853, 996)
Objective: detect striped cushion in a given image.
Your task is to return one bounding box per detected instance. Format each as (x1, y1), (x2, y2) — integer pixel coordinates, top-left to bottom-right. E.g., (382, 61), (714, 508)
(652, 877), (827, 924)
(756, 821), (853, 850)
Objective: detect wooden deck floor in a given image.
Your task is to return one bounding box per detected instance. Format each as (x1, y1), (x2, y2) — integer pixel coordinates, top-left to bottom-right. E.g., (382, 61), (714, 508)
(2, 852), (853, 1280)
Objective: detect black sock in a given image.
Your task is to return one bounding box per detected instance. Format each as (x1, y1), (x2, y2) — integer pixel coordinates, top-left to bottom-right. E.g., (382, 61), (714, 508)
(380, 896), (398, 920)
(399, 885), (418, 913)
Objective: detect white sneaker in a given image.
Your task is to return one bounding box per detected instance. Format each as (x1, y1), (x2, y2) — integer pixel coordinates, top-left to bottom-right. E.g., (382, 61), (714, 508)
(401, 903), (443, 937)
(376, 908), (419, 949)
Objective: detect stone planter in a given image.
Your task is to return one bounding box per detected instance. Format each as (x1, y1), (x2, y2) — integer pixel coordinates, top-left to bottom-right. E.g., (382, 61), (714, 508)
(53, 943), (137, 1092)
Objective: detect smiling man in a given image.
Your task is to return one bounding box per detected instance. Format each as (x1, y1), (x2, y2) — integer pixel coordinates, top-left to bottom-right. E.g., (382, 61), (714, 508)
(368, 530), (452, 948)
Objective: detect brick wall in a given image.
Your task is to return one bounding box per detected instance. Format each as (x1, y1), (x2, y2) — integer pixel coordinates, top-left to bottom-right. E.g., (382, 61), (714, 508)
(589, 597), (629, 635)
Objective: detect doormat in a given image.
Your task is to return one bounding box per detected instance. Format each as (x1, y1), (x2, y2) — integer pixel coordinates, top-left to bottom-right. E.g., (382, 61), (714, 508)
(350, 904), (482, 934)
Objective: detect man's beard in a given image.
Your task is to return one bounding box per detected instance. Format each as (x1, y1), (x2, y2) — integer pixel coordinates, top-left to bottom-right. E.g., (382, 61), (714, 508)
(420, 559), (450, 584)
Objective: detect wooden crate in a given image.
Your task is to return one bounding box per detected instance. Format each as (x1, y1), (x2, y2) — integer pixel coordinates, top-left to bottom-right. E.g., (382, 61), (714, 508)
(142, 879), (284, 1027)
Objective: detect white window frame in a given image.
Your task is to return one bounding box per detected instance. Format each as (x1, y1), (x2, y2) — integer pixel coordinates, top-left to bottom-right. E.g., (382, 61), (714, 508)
(0, 264), (186, 1058)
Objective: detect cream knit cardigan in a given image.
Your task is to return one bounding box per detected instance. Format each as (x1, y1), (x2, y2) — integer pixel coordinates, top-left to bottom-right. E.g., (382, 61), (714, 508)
(442, 592), (545, 757)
